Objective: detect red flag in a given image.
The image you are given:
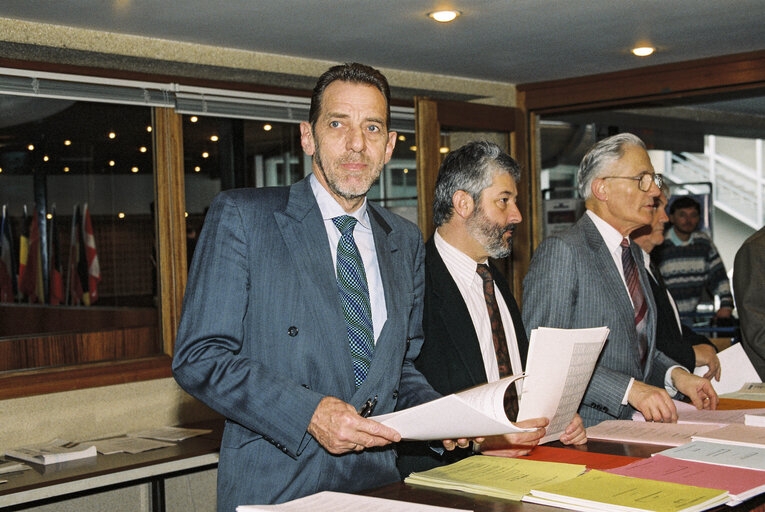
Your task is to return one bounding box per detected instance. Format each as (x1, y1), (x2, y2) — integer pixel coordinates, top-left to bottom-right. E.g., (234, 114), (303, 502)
(49, 208), (64, 305)
(0, 206), (15, 303)
(82, 203), (101, 305)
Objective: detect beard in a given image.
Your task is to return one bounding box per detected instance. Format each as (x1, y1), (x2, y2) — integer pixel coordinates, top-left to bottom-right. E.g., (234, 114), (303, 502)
(465, 203), (515, 259)
(314, 142), (383, 201)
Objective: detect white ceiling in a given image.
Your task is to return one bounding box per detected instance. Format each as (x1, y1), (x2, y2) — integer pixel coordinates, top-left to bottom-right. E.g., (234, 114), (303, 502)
(0, 0), (763, 84)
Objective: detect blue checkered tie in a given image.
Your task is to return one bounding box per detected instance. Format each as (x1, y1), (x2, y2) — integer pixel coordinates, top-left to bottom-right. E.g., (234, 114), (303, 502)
(333, 216), (374, 388)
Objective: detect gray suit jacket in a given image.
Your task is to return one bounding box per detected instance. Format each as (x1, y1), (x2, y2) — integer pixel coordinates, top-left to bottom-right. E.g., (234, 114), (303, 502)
(172, 176), (439, 509)
(522, 214), (678, 427)
(734, 226), (765, 380)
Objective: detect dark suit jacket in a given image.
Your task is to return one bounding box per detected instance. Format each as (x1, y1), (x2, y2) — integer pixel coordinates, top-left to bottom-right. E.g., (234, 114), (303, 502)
(172, 176), (440, 508)
(734, 226), (765, 380)
(396, 236), (528, 477)
(649, 267), (715, 372)
(523, 214), (679, 427)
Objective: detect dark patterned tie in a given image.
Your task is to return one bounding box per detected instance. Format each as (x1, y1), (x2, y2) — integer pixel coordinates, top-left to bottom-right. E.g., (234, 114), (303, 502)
(476, 263), (518, 421)
(333, 216), (374, 388)
(621, 238), (648, 367)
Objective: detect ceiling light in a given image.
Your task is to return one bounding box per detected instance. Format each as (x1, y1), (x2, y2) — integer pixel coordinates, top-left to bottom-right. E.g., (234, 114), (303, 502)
(108, 132), (116, 139)
(398, 135), (406, 141)
(202, 152), (209, 158)
(43, 155), (49, 162)
(0, 167), (3, 173)
(63, 167), (70, 173)
(140, 146), (147, 153)
(131, 166), (139, 173)
(409, 145), (417, 152)
(118, 212), (125, 219)
(64, 140), (71, 146)
(190, 116), (198, 123)
(210, 135), (219, 142)
(632, 46), (655, 57)
(428, 10), (460, 23)
(27, 144), (34, 151)
(184, 212), (189, 218)
(194, 166), (201, 172)
(146, 126), (152, 132)
(109, 160), (116, 167)
(439, 146), (450, 154)
(46, 213), (53, 220)
(263, 124), (272, 131)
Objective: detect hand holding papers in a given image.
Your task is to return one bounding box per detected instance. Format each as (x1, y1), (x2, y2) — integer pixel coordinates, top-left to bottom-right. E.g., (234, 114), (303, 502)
(694, 343), (761, 394)
(373, 375), (535, 440)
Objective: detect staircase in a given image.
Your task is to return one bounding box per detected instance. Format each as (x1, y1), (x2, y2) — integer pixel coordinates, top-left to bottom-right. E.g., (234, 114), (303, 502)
(663, 135), (764, 230)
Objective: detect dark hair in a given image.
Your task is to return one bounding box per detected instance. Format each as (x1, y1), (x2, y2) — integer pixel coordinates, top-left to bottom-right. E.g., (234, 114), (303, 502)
(308, 62), (391, 130)
(669, 196), (701, 215)
(433, 140), (521, 227)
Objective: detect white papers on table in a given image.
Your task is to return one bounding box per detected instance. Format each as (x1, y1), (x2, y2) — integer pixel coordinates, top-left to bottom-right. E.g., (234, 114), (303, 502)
(128, 426), (212, 442)
(722, 382), (765, 401)
(694, 343), (761, 394)
(5, 439), (97, 465)
(236, 491), (471, 512)
(517, 326), (608, 443)
(586, 420), (722, 446)
(0, 460), (30, 475)
(89, 436), (175, 455)
(634, 405), (765, 425)
(658, 441), (765, 471)
(372, 375), (535, 440)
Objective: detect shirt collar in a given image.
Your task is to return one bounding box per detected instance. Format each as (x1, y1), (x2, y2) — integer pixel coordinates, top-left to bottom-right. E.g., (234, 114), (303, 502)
(310, 173), (370, 229)
(586, 209), (627, 256)
(434, 229), (486, 289)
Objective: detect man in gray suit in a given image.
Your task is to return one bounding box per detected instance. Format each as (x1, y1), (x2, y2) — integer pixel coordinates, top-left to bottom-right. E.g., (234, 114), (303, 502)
(523, 133), (718, 428)
(734, 226), (765, 380)
(173, 63), (447, 509)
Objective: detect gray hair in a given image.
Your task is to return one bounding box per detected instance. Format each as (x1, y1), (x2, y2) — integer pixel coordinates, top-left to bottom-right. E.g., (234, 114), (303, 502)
(433, 140), (521, 227)
(577, 133), (646, 200)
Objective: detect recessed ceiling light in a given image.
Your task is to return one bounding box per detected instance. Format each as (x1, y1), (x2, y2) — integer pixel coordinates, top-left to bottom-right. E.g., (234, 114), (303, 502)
(428, 10), (461, 23)
(210, 135), (219, 142)
(263, 124), (272, 131)
(632, 46), (655, 57)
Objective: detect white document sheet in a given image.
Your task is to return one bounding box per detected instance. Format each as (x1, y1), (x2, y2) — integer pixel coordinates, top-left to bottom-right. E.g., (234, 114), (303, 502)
(658, 441), (765, 471)
(372, 375), (535, 440)
(236, 491), (471, 512)
(694, 343), (761, 394)
(516, 326), (609, 443)
(586, 420), (722, 446)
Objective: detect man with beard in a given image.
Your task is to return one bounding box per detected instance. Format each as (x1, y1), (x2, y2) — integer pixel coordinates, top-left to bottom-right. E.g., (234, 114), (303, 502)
(173, 63), (453, 509)
(396, 141), (585, 478)
(523, 133), (717, 428)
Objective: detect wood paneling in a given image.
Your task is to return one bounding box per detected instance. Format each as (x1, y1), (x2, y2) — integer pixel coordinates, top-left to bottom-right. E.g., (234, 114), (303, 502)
(0, 305), (157, 337)
(415, 97), (440, 239)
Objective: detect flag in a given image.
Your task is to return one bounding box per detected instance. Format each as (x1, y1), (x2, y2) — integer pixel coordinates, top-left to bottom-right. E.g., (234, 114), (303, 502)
(0, 205), (16, 302)
(82, 203), (101, 305)
(48, 206), (64, 305)
(18, 207), (30, 298)
(18, 206), (44, 303)
(67, 205), (84, 306)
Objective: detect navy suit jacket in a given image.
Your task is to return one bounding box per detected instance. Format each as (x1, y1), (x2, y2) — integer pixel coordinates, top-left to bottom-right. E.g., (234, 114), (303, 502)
(172, 176), (439, 509)
(396, 236), (528, 477)
(522, 214), (679, 427)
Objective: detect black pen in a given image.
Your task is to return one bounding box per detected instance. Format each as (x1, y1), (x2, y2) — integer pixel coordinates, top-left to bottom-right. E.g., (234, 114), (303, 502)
(358, 395), (378, 417)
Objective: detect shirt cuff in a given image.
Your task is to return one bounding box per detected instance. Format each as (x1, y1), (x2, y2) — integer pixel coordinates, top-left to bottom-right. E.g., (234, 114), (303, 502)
(664, 365), (684, 397)
(621, 378), (635, 405)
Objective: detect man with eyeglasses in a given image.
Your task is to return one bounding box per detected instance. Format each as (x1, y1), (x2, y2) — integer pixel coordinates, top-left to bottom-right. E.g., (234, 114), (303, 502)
(523, 133), (718, 428)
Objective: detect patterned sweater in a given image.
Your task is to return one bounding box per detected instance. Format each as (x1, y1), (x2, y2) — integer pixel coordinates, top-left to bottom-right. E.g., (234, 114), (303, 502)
(653, 230), (733, 317)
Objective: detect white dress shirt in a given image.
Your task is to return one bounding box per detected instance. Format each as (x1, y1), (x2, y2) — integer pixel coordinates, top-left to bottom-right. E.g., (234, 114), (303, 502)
(433, 230), (523, 383)
(311, 174), (386, 343)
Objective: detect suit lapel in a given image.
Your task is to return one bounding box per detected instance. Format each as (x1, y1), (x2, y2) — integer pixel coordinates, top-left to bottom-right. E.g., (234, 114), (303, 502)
(428, 239), (487, 385)
(274, 178), (355, 399)
(581, 215), (644, 370)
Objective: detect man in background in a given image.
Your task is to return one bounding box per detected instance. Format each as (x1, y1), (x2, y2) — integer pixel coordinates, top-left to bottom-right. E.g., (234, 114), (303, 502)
(654, 196), (734, 321)
(523, 133), (718, 428)
(397, 141), (585, 478)
(734, 226), (765, 380)
(631, 187), (720, 380)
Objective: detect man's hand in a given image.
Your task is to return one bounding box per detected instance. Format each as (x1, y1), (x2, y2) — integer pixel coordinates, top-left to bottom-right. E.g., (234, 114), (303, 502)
(672, 368), (719, 410)
(307, 396), (401, 454)
(693, 344), (721, 381)
(472, 417), (548, 457)
(627, 380), (677, 422)
(559, 413), (587, 445)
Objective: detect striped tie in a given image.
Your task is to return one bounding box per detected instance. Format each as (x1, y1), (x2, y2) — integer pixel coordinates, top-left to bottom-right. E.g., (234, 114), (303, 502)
(621, 238), (648, 367)
(333, 216), (374, 388)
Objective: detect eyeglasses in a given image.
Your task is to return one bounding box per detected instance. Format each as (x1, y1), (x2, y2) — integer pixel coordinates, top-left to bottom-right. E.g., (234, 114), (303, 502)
(600, 172), (663, 192)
